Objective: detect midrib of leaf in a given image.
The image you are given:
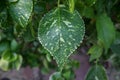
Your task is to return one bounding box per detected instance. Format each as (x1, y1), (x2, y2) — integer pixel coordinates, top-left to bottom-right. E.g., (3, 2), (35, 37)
(57, 7), (67, 70)
(58, 7), (61, 55)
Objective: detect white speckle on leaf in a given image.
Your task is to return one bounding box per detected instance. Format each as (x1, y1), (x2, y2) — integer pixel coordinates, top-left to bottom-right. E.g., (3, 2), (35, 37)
(60, 37), (65, 42)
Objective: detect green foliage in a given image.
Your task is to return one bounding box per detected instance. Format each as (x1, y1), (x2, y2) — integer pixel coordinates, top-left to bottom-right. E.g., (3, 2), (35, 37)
(85, 65), (108, 80)
(8, 0), (33, 27)
(88, 44), (103, 62)
(0, 50), (22, 71)
(0, 0), (120, 80)
(96, 13), (116, 52)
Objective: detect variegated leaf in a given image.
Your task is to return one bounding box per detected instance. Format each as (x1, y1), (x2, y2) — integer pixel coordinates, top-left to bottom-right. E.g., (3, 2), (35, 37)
(8, 0), (33, 27)
(38, 7), (85, 70)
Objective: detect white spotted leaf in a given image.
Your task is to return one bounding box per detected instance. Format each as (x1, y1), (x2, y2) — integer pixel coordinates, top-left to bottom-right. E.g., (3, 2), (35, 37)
(8, 0), (33, 27)
(38, 7), (85, 70)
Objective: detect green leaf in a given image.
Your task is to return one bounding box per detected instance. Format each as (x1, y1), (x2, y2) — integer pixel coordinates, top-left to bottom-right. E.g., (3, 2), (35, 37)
(11, 39), (18, 51)
(82, 7), (94, 18)
(96, 13), (116, 52)
(0, 41), (9, 53)
(85, 65), (108, 80)
(49, 72), (64, 80)
(8, 0), (33, 27)
(13, 55), (23, 70)
(2, 50), (12, 61)
(0, 59), (9, 71)
(38, 7), (85, 70)
(88, 45), (103, 61)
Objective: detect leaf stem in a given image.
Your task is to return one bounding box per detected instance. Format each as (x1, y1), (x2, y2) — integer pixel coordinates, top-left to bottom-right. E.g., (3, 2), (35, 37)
(58, 0), (60, 8)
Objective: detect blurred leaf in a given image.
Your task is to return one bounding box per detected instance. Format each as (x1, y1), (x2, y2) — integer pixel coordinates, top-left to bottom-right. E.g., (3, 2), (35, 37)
(8, 0), (33, 27)
(88, 45), (103, 61)
(38, 7), (85, 70)
(11, 39), (18, 51)
(82, 7), (94, 18)
(85, 65), (108, 80)
(49, 72), (64, 80)
(13, 54), (23, 70)
(2, 50), (12, 61)
(0, 58), (9, 71)
(0, 41), (9, 53)
(96, 13), (116, 52)
(63, 71), (71, 79)
(2, 50), (17, 62)
(95, 0), (105, 14)
(46, 54), (52, 62)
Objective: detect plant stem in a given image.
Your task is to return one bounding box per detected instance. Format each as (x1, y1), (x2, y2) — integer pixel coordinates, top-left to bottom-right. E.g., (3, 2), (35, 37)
(58, 0), (60, 8)
(69, 0), (75, 13)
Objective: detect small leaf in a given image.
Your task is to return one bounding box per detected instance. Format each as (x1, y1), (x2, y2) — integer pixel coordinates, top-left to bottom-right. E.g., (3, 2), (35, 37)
(38, 7), (85, 70)
(11, 39), (18, 51)
(0, 41), (9, 53)
(49, 72), (64, 80)
(88, 45), (103, 61)
(82, 7), (94, 18)
(13, 55), (23, 70)
(96, 13), (116, 52)
(8, 0), (33, 27)
(85, 65), (108, 80)
(0, 59), (9, 71)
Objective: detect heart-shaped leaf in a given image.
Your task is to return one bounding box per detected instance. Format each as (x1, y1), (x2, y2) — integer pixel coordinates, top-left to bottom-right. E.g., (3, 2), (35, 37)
(8, 0), (33, 27)
(38, 7), (85, 70)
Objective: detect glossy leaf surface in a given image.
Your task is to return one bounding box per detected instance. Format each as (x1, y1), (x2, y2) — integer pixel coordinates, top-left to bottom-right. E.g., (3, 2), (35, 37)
(8, 0), (33, 27)
(38, 7), (85, 69)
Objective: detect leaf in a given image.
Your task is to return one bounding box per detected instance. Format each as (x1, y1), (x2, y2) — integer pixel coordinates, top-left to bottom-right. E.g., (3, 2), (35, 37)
(0, 59), (9, 71)
(88, 45), (103, 61)
(96, 13), (116, 52)
(8, 0), (33, 27)
(49, 72), (64, 80)
(0, 41), (9, 53)
(82, 7), (94, 18)
(85, 65), (108, 80)
(11, 39), (18, 51)
(13, 55), (23, 70)
(0, 50), (22, 71)
(38, 7), (85, 70)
